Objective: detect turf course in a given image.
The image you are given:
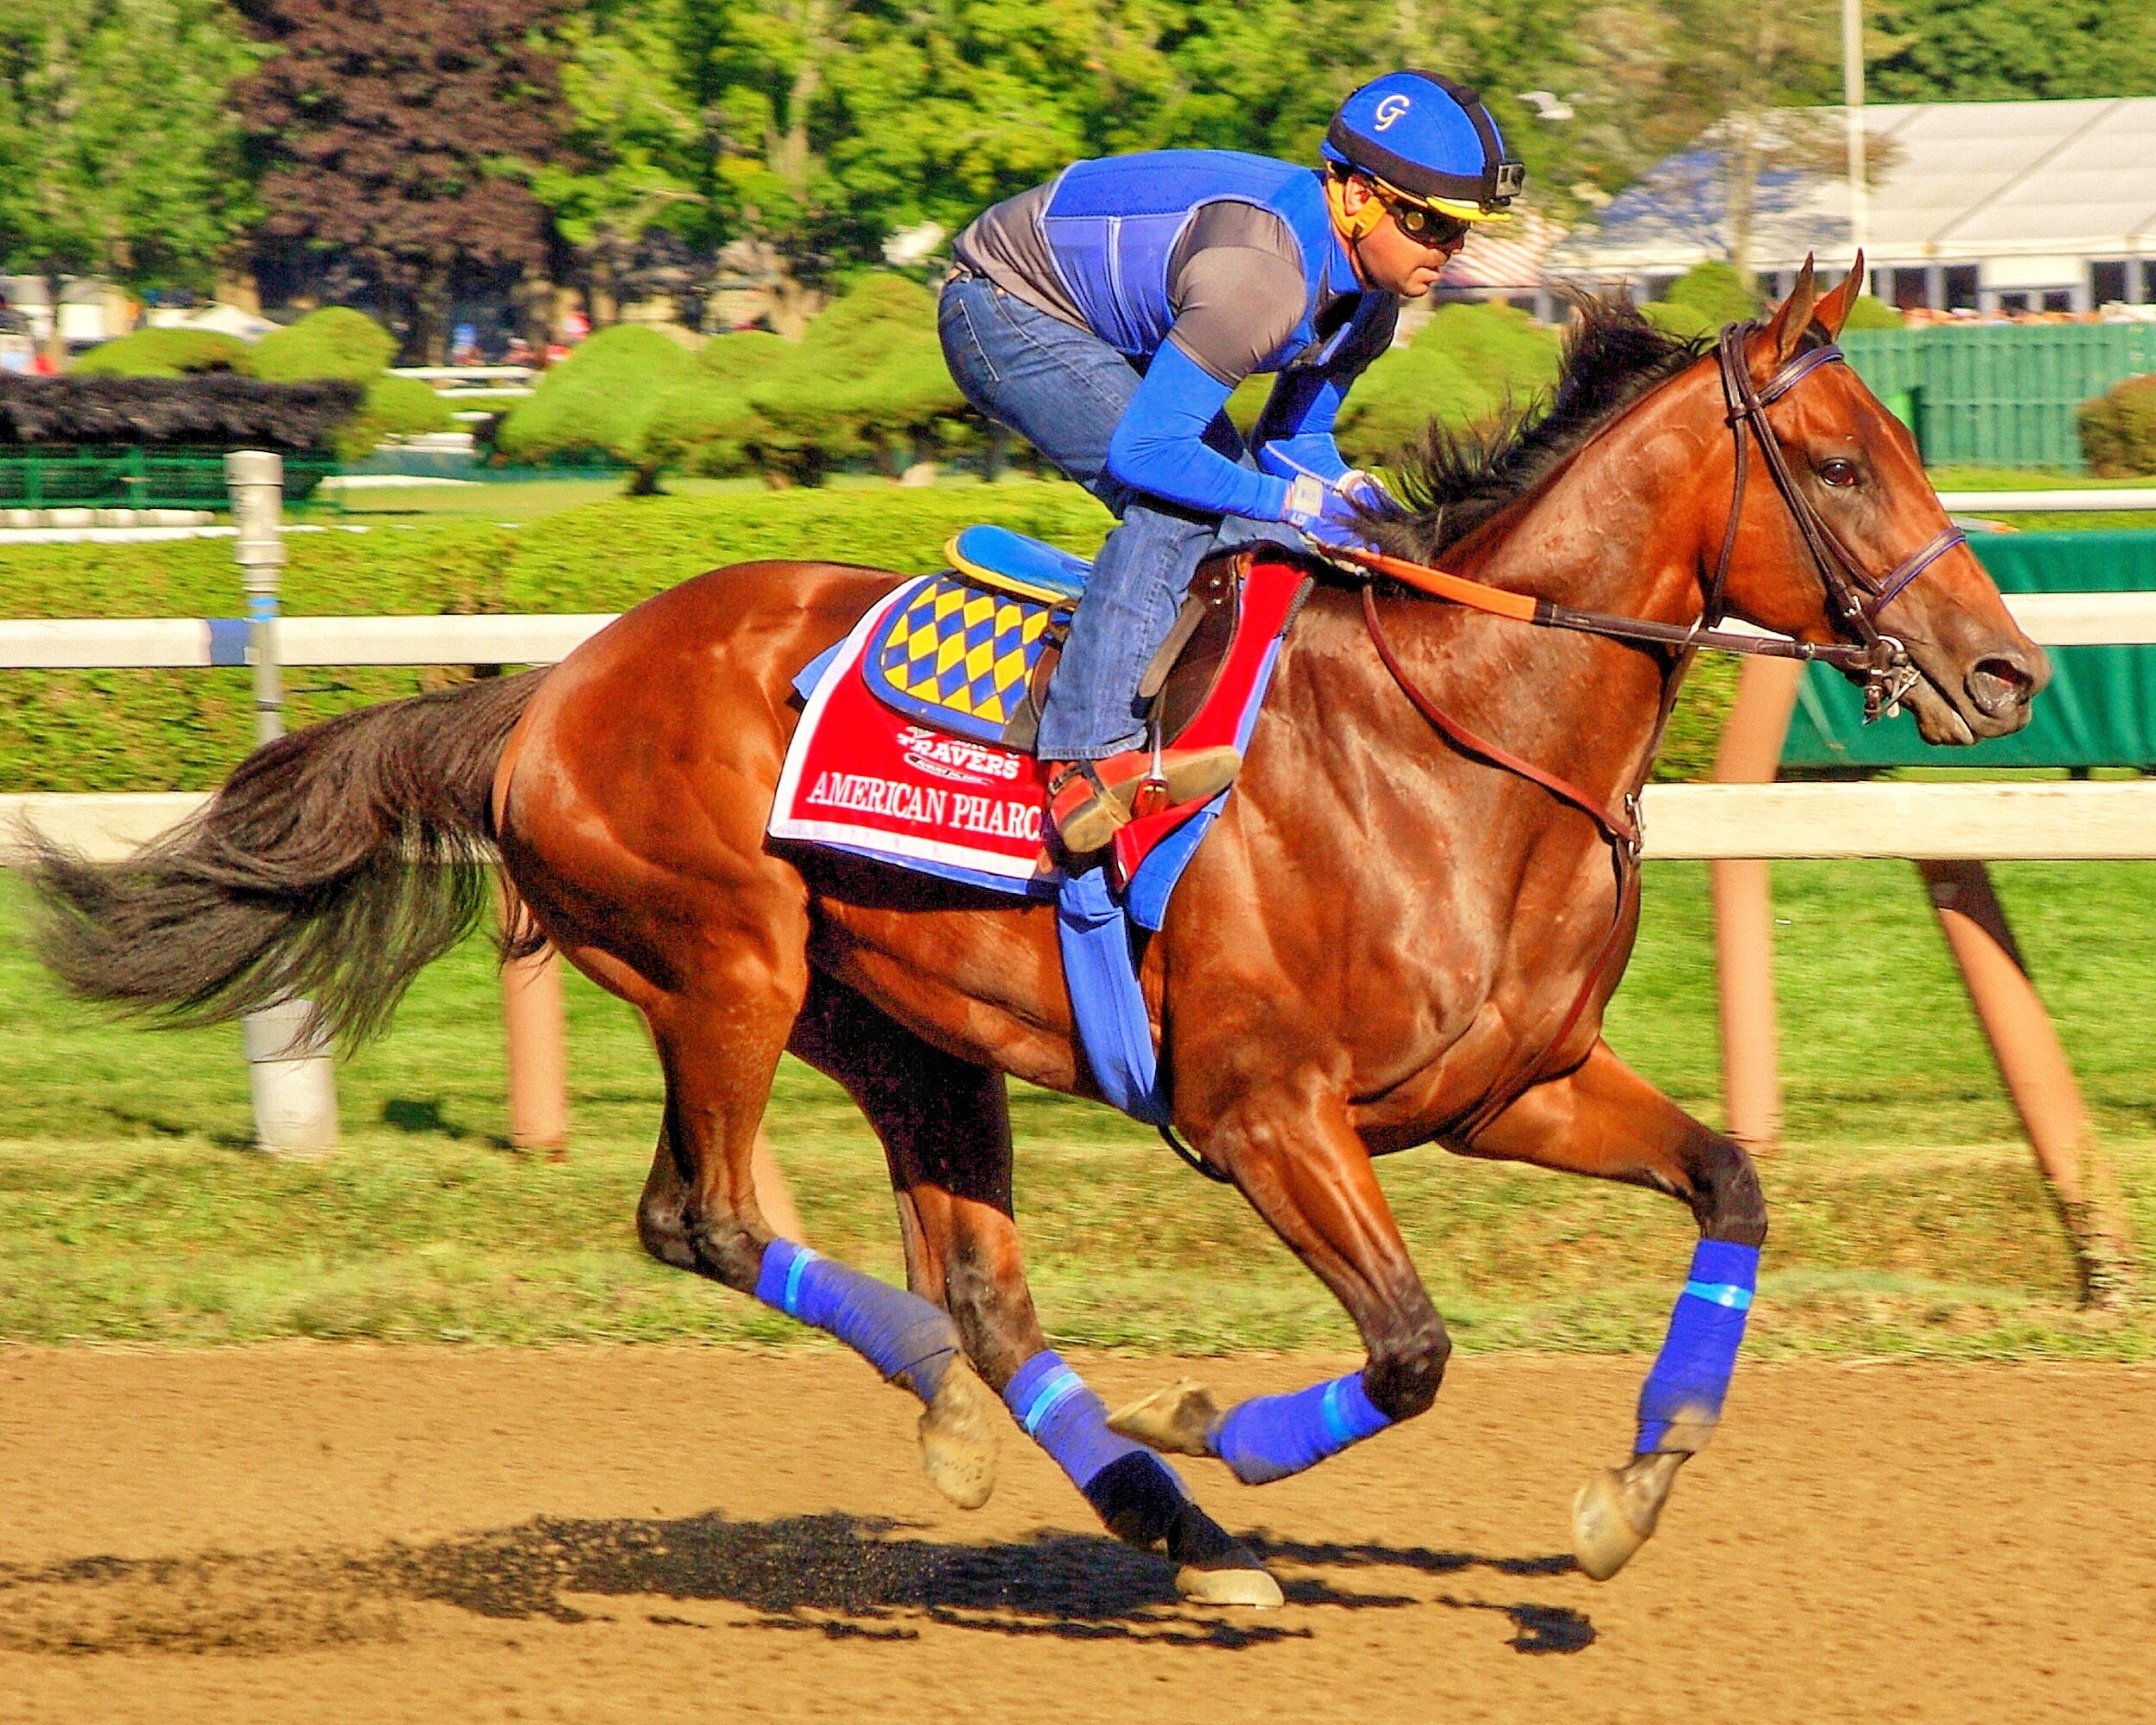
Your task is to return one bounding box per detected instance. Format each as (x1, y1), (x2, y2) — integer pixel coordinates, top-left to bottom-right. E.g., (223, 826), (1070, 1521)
(0, 862), (2146, 1358)
(0, 475), (2147, 1358)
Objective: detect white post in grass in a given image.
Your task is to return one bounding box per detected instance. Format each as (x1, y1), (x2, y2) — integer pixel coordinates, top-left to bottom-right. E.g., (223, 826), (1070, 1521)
(227, 450), (339, 1157)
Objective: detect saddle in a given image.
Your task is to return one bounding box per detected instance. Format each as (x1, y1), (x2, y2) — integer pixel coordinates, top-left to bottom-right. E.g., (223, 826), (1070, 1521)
(864, 524), (1249, 754)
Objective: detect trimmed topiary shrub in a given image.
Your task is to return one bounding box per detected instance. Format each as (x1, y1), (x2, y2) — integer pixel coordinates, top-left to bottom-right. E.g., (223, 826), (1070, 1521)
(1642, 301), (1715, 340)
(1336, 301), (1562, 466)
(1839, 293), (1905, 331)
(339, 373), (455, 461)
(741, 275), (971, 484)
(494, 326), (699, 478)
(248, 307), (399, 383)
(70, 327), (251, 378)
(2079, 374), (2156, 477)
(641, 330), (792, 478)
(1663, 260), (1760, 326)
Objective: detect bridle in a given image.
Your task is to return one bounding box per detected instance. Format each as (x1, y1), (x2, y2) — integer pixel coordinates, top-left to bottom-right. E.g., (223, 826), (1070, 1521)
(1345, 313), (1967, 1142)
(1348, 319), (1963, 725)
(1704, 320), (1960, 723)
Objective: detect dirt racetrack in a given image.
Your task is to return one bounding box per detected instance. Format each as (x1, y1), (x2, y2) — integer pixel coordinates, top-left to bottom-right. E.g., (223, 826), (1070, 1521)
(0, 1347), (2147, 1723)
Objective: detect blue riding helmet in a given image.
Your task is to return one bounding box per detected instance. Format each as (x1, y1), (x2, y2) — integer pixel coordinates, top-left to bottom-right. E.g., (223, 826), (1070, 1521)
(1322, 70), (1525, 221)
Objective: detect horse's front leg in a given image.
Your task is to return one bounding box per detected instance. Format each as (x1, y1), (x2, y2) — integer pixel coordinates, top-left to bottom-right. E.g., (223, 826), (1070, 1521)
(1468, 1038), (1768, 1580)
(1111, 1083), (1452, 1486)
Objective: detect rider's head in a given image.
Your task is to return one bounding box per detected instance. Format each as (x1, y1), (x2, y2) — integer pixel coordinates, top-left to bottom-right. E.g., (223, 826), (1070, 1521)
(1321, 71), (1525, 297)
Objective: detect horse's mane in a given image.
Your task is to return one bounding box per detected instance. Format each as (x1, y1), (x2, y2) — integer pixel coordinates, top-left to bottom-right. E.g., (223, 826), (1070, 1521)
(1369, 296), (1711, 564)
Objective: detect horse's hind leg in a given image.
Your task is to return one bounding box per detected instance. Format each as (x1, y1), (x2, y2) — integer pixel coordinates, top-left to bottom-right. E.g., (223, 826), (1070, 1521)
(624, 952), (981, 1483)
(788, 973), (1283, 1607)
(1469, 1038), (1768, 1580)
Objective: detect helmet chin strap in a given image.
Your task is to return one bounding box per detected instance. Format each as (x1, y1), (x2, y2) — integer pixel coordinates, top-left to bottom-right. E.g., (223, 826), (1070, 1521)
(1324, 172), (1387, 245)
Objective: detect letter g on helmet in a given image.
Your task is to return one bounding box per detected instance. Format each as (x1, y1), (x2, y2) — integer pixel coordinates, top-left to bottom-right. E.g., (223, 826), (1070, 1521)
(1322, 70), (1525, 220)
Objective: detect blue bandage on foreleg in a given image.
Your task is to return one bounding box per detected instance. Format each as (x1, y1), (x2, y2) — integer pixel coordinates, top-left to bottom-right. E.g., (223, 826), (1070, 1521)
(754, 1239), (958, 1403)
(1003, 1351), (1190, 1545)
(1209, 1372), (1394, 1485)
(1636, 1239), (1760, 1455)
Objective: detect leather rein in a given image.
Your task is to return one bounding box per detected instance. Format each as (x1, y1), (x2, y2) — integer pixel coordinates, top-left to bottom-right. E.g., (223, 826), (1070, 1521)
(1346, 318), (1965, 1143)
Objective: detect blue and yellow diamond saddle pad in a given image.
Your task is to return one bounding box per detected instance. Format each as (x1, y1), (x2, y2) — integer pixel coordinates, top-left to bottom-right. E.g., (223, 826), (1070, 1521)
(861, 526), (1089, 747)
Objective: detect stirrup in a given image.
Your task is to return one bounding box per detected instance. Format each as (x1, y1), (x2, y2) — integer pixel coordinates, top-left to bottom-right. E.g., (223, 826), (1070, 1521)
(1047, 760), (1131, 854)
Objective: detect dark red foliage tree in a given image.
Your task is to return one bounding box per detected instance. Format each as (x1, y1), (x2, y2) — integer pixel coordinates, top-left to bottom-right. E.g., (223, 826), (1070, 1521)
(235, 0), (564, 362)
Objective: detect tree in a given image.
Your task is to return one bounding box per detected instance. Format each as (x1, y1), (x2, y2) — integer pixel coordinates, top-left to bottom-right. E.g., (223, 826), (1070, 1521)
(0, 0), (259, 365)
(1870, 0), (2156, 102)
(534, 0), (715, 326)
(234, 0), (564, 362)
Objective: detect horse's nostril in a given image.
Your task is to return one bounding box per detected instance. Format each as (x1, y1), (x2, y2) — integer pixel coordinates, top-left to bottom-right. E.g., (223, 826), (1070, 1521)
(1968, 656), (2034, 717)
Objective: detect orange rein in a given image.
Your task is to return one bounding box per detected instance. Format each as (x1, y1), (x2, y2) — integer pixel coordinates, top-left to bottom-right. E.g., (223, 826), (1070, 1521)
(1332, 546), (1540, 622)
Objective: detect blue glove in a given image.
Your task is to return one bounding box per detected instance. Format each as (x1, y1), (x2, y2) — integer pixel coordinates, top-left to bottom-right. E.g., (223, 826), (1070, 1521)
(1259, 445), (1397, 552)
(1277, 471), (1382, 554)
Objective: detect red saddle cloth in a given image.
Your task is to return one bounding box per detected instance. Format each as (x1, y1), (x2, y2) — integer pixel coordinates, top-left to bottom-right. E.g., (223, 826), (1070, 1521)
(768, 554), (1307, 896)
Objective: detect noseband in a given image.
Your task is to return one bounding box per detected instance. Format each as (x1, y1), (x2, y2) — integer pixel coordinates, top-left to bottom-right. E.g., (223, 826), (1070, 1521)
(1709, 320), (1961, 721)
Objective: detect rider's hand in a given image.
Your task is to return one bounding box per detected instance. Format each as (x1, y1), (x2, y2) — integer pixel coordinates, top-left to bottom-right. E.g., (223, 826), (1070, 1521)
(1337, 468), (1404, 520)
(1280, 472), (1382, 553)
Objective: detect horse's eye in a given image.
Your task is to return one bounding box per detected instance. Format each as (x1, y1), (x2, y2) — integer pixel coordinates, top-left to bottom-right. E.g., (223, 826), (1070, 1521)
(1818, 458), (1861, 488)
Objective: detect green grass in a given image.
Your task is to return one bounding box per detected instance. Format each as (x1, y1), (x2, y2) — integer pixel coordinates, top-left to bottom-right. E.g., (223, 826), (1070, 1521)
(0, 862), (2149, 1358)
(1928, 465), (2156, 531)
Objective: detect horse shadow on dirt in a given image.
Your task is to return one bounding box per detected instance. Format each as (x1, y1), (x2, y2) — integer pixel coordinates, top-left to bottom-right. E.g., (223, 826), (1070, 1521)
(0, 1513), (1594, 1656)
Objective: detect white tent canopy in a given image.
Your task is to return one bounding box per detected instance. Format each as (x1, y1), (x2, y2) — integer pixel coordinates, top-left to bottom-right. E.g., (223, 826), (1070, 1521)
(1547, 97), (2156, 313)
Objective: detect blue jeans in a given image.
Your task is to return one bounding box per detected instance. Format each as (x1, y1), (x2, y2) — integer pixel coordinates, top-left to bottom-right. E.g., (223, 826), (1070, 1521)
(937, 273), (1291, 760)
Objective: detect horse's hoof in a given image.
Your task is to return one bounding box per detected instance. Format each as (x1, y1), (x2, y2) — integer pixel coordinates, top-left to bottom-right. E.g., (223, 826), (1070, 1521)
(1571, 1469), (1649, 1581)
(918, 1359), (999, 1511)
(1107, 1378), (1221, 1457)
(1175, 1557), (1285, 1609)
(1571, 1450), (1685, 1581)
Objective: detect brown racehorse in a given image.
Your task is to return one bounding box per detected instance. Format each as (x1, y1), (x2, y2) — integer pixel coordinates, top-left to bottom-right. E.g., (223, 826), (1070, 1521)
(34, 266), (2044, 1603)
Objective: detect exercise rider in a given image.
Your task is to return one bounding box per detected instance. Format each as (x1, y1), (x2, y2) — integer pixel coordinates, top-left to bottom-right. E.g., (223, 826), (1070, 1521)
(939, 69), (1525, 853)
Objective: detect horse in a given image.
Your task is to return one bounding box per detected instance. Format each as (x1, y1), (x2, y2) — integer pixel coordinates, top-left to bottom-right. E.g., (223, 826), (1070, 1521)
(33, 263), (2045, 1605)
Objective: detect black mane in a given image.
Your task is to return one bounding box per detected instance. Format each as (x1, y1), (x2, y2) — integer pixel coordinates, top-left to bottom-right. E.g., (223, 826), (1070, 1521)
(1370, 297), (1712, 562)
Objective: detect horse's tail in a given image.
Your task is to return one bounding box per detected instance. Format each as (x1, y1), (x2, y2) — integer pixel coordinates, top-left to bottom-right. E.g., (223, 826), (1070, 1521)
(30, 668), (548, 1047)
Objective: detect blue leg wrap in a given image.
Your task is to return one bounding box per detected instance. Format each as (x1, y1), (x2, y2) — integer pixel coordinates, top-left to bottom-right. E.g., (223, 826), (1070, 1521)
(754, 1239), (958, 1403)
(1210, 1372), (1394, 1486)
(1636, 1239), (1760, 1455)
(1003, 1351), (1190, 1546)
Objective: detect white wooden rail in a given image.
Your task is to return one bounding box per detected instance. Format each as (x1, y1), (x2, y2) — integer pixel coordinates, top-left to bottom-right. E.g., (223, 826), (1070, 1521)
(7, 780), (2152, 869)
(0, 586), (2139, 676)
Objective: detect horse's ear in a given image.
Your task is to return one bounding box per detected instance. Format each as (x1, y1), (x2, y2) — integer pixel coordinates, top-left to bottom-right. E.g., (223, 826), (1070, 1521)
(1761, 254), (1820, 367)
(1811, 251), (1865, 340)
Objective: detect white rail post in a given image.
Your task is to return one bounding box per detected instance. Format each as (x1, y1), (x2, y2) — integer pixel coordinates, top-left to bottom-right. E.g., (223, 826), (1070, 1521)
(227, 450), (339, 1157)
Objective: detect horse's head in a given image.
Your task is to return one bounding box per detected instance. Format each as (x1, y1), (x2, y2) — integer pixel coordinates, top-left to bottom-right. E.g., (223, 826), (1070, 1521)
(1713, 259), (2047, 743)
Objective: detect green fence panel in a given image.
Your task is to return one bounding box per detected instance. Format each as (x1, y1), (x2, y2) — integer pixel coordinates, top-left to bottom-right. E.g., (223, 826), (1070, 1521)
(1781, 531), (2156, 771)
(0, 447), (332, 508)
(1842, 324), (2156, 471)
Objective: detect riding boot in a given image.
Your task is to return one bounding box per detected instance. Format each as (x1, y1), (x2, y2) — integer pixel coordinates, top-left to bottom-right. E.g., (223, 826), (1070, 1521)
(1046, 746), (1242, 854)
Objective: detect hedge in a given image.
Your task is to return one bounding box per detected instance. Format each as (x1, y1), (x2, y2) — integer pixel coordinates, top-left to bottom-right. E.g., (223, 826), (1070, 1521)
(64, 308), (450, 459)
(2079, 374), (2156, 477)
(1643, 262), (1904, 339)
(493, 325), (693, 475)
(68, 327), (251, 377)
(0, 481), (1742, 792)
(500, 276), (972, 486)
(0, 374), (363, 450)
(1335, 301), (1563, 463)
